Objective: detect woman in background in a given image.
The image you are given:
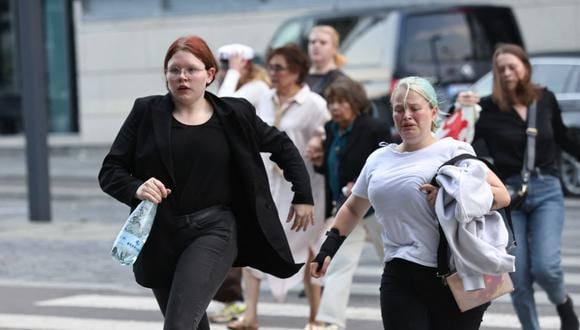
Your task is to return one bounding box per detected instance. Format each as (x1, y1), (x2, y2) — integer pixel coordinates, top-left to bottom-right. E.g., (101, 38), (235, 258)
(459, 44), (580, 330)
(228, 44), (329, 330)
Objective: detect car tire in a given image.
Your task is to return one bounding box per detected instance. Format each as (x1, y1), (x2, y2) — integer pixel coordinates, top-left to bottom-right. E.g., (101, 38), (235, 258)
(560, 152), (580, 197)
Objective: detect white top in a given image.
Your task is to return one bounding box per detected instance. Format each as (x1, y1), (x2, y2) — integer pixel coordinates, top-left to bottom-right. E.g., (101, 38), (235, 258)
(217, 69), (270, 108)
(250, 84), (330, 301)
(351, 137), (475, 267)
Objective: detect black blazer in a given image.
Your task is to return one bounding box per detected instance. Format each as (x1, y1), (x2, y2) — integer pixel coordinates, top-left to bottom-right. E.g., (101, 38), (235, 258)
(99, 92), (313, 288)
(315, 113), (391, 217)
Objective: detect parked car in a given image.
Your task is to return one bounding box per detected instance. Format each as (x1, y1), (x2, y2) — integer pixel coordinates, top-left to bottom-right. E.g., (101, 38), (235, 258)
(267, 4), (524, 136)
(470, 53), (580, 196)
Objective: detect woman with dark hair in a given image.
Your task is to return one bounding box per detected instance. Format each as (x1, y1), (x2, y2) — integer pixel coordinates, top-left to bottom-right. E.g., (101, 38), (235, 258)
(458, 43), (580, 330)
(305, 76), (390, 330)
(228, 44), (330, 330)
(99, 35), (315, 330)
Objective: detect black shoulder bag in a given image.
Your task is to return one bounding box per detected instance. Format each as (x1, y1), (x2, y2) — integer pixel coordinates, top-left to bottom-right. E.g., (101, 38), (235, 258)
(507, 102), (537, 209)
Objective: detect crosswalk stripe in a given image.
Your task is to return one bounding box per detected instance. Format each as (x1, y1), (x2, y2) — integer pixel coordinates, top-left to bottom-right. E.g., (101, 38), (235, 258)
(0, 314), (298, 330)
(34, 293), (565, 329)
(0, 311), (560, 329)
(482, 313), (559, 329)
(36, 294), (380, 320)
(0, 313), (162, 330)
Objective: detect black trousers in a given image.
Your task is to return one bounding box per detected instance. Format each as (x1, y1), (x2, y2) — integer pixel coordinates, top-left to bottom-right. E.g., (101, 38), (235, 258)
(380, 258), (489, 330)
(152, 206), (238, 330)
(213, 267), (243, 303)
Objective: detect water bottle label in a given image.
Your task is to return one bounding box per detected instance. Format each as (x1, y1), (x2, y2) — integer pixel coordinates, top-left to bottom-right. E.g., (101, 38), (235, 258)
(111, 232), (144, 265)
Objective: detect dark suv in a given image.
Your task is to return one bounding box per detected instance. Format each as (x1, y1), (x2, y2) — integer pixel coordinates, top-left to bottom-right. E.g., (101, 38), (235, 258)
(471, 53), (580, 196)
(267, 4), (524, 133)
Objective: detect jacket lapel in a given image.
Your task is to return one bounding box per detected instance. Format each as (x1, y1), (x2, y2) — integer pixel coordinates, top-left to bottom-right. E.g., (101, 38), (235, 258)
(151, 94), (176, 186)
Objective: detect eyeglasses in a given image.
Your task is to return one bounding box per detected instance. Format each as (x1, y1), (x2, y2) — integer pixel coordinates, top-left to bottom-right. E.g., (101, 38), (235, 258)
(166, 66), (206, 77)
(267, 64), (288, 73)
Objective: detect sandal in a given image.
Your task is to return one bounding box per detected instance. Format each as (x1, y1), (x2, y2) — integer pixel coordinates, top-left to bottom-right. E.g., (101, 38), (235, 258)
(226, 317), (259, 330)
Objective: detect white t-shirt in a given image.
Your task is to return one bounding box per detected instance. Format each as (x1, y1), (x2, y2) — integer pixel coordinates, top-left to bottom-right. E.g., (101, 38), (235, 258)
(351, 137), (476, 267)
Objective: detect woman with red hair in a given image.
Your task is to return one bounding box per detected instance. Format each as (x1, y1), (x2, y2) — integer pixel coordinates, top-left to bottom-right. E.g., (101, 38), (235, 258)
(99, 35), (314, 330)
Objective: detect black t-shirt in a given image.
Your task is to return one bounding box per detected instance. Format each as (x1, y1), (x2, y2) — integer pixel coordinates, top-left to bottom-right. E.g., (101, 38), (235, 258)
(473, 88), (580, 179)
(170, 113), (232, 215)
(305, 69), (346, 96)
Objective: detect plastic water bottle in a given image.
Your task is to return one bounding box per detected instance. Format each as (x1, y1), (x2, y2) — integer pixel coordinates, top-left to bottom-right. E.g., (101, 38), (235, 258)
(111, 200), (157, 266)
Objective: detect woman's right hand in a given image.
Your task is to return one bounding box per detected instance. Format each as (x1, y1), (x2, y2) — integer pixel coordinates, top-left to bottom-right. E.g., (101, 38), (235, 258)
(310, 255), (331, 278)
(135, 177), (172, 204)
(305, 136), (324, 167)
(456, 91), (480, 106)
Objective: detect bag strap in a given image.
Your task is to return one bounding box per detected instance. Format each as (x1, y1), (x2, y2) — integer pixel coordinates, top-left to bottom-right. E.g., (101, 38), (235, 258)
(522, 102), (538, 184)
(432, 154), (516, 279)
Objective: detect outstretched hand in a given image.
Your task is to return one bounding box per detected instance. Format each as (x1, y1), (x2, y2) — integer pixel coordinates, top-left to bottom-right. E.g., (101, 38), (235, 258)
(287, 204), (314, 232)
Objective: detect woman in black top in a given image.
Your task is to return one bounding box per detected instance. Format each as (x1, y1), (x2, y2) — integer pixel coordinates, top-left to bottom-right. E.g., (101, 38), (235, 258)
(99, 35), (314, 330)
(460, 44), (580, 330)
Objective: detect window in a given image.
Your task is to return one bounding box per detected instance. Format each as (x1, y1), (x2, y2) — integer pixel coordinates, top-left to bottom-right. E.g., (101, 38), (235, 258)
(0, 0), (20, 134)
(402, 13), (472, 65)
(566, 65), (580, 93)
(269, 19), (305, 50)
(533, 64), (574, 94)
(0, 0), (77, 134)
(342, 16), (391, 67)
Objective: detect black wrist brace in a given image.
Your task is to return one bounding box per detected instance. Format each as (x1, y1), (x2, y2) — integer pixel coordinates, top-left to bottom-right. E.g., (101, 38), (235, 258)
(313, 227), (346, 272)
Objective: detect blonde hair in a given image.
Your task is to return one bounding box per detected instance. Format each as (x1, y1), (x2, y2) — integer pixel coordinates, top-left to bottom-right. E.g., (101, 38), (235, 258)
(391, 76), (440, 132)
(310, 25), (347, 68)
(239, 62), (271, 89)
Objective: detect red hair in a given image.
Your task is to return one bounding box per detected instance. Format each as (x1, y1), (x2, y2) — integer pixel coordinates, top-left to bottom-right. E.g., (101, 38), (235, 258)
(163, 35), (219, 85)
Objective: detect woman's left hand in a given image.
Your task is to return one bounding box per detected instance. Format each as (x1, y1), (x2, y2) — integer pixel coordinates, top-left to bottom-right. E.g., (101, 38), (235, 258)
(420, 183), (439, 207)
(287, 204), (315, 231)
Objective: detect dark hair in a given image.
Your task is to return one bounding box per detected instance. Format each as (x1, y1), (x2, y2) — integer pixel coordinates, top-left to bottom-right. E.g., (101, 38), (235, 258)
(163, 35), (219, 86)
(324, 77), (371, 114)
(492, 43), (540, 111)
(267, 44), (310, 85)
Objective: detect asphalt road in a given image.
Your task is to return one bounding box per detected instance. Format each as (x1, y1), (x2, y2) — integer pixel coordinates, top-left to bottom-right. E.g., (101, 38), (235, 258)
(0, 147), (579, 329)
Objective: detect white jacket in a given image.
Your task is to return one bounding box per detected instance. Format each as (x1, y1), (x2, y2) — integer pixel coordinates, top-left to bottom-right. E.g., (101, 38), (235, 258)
(434, 159), (516, 291)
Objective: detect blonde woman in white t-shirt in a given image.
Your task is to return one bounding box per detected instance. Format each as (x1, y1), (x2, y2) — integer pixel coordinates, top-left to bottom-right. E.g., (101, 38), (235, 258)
(310, 76), (511, 330)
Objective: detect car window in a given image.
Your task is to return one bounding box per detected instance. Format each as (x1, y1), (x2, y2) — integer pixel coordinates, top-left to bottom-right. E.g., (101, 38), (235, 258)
(401, 13), (472, 65)
(567, 65), (580, 93)
(533, 64), (574, 93)
(317, 16), (360, 44)
(341, 16), (392, 66)
(270, 20), (305, 49)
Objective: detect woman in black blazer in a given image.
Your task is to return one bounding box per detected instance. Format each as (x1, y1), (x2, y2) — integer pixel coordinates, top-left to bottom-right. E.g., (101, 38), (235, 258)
(99, 35), (314, 330)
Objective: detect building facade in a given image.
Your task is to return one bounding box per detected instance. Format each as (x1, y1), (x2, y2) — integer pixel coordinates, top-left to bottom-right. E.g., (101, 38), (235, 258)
(1, 0), (578, 145)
